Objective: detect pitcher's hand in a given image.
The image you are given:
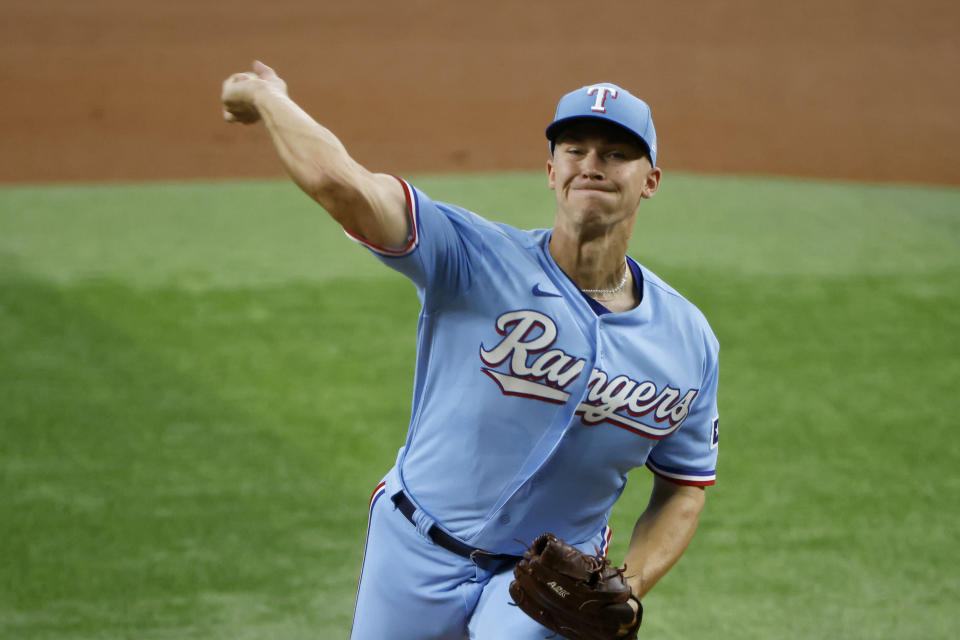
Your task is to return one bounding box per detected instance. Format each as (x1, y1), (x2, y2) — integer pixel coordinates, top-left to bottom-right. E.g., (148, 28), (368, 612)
(221, 60), (287, 124)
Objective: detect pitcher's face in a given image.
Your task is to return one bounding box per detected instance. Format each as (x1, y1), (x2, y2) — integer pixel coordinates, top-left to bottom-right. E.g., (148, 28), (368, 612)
(548, 120), (659, 230)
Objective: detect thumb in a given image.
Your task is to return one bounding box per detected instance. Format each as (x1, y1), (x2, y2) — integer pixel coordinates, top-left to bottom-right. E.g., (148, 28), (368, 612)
(253, 60), (277, 79)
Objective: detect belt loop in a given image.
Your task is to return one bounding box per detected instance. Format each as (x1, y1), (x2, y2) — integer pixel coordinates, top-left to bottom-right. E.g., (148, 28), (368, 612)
(412, 506), (436, 540)
(393, 490), (438, 543)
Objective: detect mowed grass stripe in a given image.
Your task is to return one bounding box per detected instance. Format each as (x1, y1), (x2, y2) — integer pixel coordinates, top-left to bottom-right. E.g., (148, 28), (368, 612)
(2, 174), (958, 286)
(650, 268), (959, 639)
(0, 275), (419, 638)
(1, 173), (958, 639)
(0, 274), (424, 637)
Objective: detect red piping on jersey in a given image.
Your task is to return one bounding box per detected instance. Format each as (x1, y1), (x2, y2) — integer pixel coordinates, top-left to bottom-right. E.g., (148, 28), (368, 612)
(342, 177), (419, 255)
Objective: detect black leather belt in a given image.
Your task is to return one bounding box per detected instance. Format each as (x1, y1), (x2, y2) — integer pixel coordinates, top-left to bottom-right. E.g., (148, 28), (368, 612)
(391, 491), (520, 572)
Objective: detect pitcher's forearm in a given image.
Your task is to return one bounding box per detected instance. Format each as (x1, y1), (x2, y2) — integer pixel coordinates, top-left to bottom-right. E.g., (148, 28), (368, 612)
(622, 481), (704, 599)
(252, 88), (359, 205)
(220, 61), (410, 256)
(240, 77), (407, 248)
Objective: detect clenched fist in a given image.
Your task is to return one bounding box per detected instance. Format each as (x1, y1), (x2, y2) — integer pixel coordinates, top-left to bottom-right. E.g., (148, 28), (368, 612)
(221, 60), (288, 124)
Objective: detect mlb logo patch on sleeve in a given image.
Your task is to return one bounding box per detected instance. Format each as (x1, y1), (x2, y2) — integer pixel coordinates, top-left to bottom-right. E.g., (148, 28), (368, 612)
(711, 417), (719, 450)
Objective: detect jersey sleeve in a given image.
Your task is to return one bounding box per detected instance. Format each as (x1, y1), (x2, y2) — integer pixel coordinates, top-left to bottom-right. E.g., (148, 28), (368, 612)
(342, 177), (488, 299)
(645, 331), (720, 486)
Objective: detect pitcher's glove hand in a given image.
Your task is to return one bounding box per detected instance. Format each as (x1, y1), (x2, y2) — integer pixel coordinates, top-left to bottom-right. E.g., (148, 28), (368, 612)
(509, 533), (642, 640)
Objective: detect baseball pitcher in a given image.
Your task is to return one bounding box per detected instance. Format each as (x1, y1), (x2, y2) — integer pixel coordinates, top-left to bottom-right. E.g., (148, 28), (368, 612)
(222, 62), (720, 639)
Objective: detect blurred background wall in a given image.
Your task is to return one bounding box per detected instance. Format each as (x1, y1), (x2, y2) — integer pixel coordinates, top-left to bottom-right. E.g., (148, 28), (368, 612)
(1, 0), (958, 185)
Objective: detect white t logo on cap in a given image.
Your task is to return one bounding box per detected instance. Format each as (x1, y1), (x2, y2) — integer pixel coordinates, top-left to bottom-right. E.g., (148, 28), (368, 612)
(586, 86), (618, 113)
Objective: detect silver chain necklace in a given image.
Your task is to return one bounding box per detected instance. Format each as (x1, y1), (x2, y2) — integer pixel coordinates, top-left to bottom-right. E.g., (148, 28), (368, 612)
(581, 260), (629, 297)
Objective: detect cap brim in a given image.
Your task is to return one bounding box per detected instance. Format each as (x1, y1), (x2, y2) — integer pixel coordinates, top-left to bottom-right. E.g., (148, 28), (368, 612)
(545, 115), (651, 157)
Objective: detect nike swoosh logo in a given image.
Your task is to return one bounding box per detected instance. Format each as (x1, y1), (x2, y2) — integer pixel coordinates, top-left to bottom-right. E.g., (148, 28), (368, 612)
(532, 283), (562, 298)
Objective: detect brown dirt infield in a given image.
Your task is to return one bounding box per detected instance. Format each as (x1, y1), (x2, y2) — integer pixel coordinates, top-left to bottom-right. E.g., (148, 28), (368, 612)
(1, 1), (958, 185)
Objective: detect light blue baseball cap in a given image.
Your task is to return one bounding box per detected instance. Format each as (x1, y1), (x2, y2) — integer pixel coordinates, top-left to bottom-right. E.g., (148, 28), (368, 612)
(546, 83), (658, 166)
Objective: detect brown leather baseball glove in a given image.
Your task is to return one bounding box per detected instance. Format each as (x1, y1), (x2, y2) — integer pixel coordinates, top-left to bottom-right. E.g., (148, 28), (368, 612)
(509, 533), (642, 640)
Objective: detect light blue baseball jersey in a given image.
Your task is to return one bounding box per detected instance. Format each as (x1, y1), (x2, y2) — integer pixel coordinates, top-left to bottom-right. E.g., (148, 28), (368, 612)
(347, 178), (720, 555)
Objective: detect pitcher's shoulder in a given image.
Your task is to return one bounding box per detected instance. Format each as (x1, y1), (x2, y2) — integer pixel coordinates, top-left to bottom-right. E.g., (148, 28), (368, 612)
(639, 263), (719, 349)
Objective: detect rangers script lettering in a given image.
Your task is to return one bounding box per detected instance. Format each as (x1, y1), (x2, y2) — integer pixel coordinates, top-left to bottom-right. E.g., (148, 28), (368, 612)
(479, 310), (586, 387)
(479, 310), (698, 438)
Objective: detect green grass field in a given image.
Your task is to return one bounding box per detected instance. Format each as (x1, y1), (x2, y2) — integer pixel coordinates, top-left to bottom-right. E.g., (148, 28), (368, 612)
(2, 172), (958, 639)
